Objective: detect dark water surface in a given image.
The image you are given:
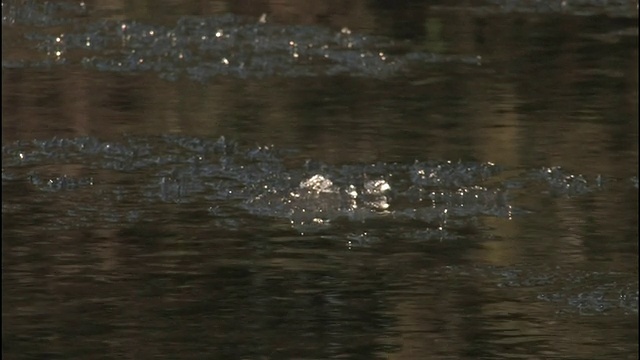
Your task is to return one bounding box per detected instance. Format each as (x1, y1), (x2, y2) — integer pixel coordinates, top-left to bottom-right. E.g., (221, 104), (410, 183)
(2, 1), (638, 359)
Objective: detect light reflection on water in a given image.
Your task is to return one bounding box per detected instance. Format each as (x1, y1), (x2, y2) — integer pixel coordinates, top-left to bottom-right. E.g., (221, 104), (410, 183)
(2, 1), (638, 359)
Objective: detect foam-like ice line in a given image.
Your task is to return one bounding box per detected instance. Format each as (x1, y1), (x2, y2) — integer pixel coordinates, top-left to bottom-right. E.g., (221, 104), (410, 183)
(2, 136), (636, 232)
(7, 3), (482, 79)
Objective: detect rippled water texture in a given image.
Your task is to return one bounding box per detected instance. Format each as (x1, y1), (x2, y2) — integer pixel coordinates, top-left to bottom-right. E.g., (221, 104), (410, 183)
(2, 1), (638, 359)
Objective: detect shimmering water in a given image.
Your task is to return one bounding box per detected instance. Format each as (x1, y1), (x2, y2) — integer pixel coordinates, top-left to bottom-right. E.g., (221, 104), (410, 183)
(2, 1), (638, 359)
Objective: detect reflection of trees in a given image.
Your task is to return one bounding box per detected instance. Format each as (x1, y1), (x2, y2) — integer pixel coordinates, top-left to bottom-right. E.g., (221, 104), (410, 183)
(2, 1), (637, 358)
(0, 214), (495, 358)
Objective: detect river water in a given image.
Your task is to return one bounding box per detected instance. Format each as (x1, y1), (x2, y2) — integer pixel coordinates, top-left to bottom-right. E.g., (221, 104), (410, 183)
(2, 1), (638, 359)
